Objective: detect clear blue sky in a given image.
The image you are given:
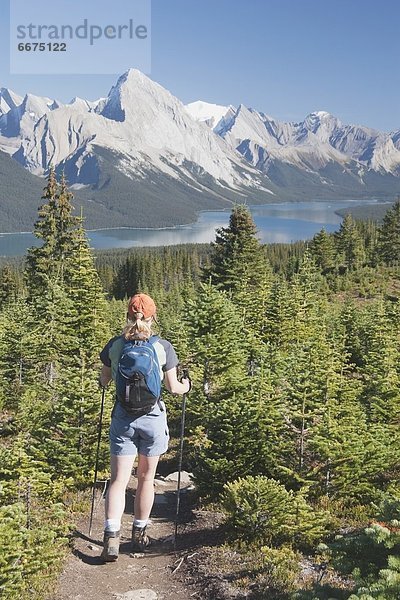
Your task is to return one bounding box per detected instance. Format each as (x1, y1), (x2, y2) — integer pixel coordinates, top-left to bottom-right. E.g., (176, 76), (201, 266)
(0, 0), (399, 131)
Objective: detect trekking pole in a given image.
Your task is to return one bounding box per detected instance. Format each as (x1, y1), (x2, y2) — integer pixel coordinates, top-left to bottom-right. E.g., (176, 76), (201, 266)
(89, 385), (106, 537)
(174, 369), (189, 550)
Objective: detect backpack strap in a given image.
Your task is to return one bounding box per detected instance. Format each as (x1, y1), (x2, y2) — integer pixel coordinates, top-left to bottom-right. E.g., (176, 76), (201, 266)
(148, 335), (161, 372)
(148, 336), (163, 402)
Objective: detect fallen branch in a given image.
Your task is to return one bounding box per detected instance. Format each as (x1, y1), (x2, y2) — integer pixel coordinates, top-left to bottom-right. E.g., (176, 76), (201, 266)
(172, 556), (185, 574)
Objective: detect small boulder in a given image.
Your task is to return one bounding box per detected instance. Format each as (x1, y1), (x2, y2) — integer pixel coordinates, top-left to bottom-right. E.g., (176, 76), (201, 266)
(164, 471), (193, 485)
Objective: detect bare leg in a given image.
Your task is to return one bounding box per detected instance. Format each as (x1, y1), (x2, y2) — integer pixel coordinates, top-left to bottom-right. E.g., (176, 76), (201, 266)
(105, 454), (136, 522)
(134, 454), (160, 521)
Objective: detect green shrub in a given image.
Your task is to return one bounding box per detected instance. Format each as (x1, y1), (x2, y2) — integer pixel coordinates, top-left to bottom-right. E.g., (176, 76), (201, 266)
(256, 545), (301, 595)
(0, 501), (69, 600)
(222, 475), (330, 547)
(328, 496), (400, 600)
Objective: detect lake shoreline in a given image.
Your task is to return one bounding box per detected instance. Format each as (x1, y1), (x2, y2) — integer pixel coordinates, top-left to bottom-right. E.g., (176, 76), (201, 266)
(0, 199), (391, 257)
(0, 198), (388, 236)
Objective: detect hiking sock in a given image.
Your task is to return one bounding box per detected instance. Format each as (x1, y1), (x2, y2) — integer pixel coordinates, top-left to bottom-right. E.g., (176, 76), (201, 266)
(133, 518), (148, 529)
(104, 518), (120, 532)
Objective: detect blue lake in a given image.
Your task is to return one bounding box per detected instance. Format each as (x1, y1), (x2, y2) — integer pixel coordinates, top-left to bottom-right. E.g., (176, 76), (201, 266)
(0, 200), (388, 257)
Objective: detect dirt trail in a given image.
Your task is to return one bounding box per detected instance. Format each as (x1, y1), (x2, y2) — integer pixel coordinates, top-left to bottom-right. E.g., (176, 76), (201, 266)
(52, 475), (199, 600)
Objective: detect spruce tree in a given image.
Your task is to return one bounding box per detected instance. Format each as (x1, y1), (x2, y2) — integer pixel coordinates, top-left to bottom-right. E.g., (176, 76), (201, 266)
(335, 213), (365, 270)
(26, 167), (79, 294)
(21, 172), (111, 481)
(206, 204), (269, 296)
(263, 276), (297, 351)
(185, 281), (247, 401)
(376, 198), (400, 265)
(40, 219), (110, 481)
(0, 265), (18, 307)
(309, 228), (336, 272)
(359, 299), (400, 426)
(0, 298), (42, 410)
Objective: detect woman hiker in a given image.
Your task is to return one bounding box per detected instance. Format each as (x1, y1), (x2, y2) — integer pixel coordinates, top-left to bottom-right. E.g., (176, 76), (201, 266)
(99, 293), (191, 561)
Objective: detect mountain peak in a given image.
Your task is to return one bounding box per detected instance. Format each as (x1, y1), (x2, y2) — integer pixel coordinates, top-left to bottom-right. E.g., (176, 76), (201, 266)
(122, 67), (147, 80)
(185, 100), (234, 130)
(0, 88), (23, 115)
(68, 96), (96, 111)
(304, 110), (338, 123)
(100, 69), (162, 122)
(314, 110), (332, 118)
(303, 110), (342, 141)
(22, 93), (54, 113)
(113, 68), (156, 93)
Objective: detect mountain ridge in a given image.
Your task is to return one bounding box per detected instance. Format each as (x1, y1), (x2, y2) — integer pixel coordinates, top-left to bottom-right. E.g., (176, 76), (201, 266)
(0, 69), (399, 233)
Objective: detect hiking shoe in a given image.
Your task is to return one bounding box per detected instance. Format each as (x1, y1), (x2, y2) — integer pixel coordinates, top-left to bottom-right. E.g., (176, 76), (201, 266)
(131, 525), (150, 552)
(100, 530), (120, 562)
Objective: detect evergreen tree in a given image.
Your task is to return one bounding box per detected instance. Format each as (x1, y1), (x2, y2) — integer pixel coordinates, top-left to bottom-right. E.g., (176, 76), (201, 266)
(359, 300), (400, 426)
(222, 475), (329, 547)
(206, 204), (269, 296)
(0, 265), (18, 307)
(263, 276), (297, 351)
(309, 228), (336, 272)
(331, 499), (400, 600)
(204, 205), (272, 366)
(20, 173), (111, 481)
(185, 281), (247, 401)
(335, 213), (365, 270)
(376, 198), (400, 265)
(41, 222), (110, 480)
(26, 167), (78, 294)
(0, 299), (42, 410)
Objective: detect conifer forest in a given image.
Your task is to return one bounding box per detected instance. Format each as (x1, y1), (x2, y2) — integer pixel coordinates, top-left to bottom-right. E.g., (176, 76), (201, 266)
(0, 172), (399, 599)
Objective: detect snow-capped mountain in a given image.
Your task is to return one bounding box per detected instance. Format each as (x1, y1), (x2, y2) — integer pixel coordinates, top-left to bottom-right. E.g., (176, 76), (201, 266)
(4, 70), (270, 192)
(0, 70), (276, 231)
(189, 102), (400, 184)
(0, 69), (399, 232)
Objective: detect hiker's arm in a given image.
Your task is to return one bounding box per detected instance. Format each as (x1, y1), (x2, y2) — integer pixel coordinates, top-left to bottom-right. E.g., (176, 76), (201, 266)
(164, 368), (190, 395)
(99, 365), (112, 388)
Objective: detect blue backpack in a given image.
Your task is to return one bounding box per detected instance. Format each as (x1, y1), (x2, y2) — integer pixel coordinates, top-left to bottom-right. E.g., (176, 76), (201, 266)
(116, 336), (162, 415)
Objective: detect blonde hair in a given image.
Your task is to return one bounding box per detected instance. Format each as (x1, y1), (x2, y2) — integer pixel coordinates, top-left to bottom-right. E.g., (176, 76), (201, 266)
(123, 312), (154, 341)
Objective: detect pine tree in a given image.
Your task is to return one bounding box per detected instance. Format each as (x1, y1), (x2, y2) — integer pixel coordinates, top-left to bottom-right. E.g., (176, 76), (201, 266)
(335, 213), (365, 270)
(309, 228), (336, 272)
(0, 298), (42, 410)
(0, 265), (18, 307)
(359, 300), (400, 426)
(263, 276), (297, 351)
(185, 281), (247, 401)
(376, 198), (400, 265)
(26, 167), (78, 294)
(206, 204), (269, 296)
(20, 173), (111, 481)
(333, 499), (400, 600)
(222, 475), (329, 547)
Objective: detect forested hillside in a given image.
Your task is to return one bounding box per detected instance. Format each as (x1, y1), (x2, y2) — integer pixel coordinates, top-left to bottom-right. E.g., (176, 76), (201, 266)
(0, 176), (399, 599)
